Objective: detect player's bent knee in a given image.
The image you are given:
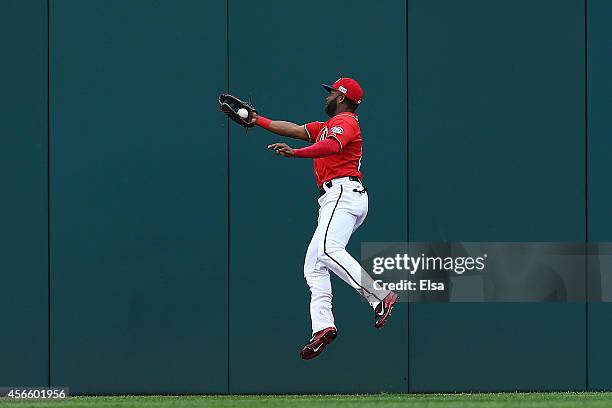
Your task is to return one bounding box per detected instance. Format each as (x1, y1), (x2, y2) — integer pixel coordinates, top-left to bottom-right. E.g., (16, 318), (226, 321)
(322, 238), (347, 255)
(318, 248), (344, 267)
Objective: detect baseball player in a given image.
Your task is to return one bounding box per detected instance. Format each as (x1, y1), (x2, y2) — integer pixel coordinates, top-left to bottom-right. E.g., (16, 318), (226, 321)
(246, 78), (399, 360)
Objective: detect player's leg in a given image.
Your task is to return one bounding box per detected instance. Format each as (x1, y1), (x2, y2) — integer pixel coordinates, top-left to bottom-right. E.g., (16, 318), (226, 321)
(316, 185), (384, 307)
(301, 222), (338, 360)
(304, 220), (335, 335)
(317, 186), (399, 328)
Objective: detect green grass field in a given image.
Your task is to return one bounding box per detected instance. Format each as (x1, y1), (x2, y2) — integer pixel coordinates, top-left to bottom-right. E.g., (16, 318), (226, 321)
(2, 393), (612, 408)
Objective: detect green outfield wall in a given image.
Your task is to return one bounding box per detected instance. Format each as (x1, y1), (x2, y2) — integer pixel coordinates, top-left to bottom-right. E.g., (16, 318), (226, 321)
(408, 0), (586, 391)
(0, 0), (49, 388)
(49, 0), (228, 394)
(0, 0), (606, 393)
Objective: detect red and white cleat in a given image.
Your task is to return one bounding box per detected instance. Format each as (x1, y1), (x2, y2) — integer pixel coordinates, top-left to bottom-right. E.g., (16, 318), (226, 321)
(300, 327), (337, 360)
(374, 291), (399, 329)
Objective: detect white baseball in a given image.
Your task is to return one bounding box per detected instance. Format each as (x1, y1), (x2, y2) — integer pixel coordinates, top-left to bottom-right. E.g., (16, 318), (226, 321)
(237, 108), (249, 119)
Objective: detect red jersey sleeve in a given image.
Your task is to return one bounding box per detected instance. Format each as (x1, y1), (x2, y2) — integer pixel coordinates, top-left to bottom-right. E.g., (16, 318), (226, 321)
(303, 121), (324, 143)
(326, 116), (358, 150)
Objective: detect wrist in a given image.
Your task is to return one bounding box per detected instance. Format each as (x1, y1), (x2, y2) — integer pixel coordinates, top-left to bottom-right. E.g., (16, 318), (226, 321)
(256, 115), (272, 129)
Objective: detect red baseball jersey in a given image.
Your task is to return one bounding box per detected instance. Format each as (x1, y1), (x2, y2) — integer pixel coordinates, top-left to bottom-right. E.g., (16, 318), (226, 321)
(303, 112), (363, 187)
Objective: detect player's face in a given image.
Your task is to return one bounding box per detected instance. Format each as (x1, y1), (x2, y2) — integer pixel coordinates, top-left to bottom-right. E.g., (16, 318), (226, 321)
(325, 90), (342, 118)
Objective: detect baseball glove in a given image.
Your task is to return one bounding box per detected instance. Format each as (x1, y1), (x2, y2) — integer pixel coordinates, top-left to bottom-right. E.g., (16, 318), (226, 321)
(218, 93), (257, 128)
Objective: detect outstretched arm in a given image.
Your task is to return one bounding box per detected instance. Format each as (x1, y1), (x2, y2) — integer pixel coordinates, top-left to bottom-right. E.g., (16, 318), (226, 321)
(249, 112), (309, 141)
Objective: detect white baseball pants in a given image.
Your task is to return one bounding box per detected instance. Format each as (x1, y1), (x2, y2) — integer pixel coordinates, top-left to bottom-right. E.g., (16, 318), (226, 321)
(303, 177), (384, 334)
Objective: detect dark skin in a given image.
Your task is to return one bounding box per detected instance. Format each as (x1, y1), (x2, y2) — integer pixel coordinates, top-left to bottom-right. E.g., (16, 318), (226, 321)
(248, 90), (353, 157)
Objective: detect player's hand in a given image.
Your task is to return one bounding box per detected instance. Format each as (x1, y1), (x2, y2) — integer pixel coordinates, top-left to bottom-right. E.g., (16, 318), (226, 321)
(248, 111), (259, 126)
(267, 143), (295, 158)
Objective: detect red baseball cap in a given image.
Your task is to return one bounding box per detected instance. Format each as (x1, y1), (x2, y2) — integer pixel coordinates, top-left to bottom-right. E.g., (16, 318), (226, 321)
(322, 77), (363, 104)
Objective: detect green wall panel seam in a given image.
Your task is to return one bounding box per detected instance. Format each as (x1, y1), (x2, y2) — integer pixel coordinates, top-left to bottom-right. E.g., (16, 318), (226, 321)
(406, 0), (411, 393)
(226, 0), (231, 395)
(584, 0), (589, 391)
(47, 0), (51, 388)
